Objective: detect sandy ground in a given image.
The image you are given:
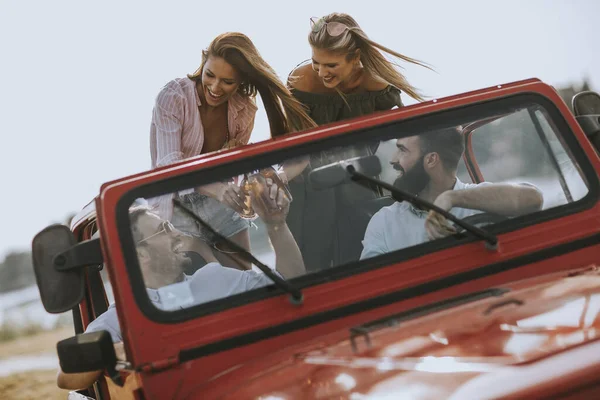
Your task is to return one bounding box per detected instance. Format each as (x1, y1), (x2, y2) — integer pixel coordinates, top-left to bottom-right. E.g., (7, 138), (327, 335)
(0, 327), (73, 400)
(0, 326), (72, 359)
(0, 370), (69, 400)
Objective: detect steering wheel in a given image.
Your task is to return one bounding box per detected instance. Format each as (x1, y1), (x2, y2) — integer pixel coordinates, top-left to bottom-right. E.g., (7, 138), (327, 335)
(452, 212), (509, 233)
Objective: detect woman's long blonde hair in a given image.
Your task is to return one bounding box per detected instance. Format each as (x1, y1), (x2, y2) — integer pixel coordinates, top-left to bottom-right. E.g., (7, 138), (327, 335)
(309, 13), (432, 102)
(188, 32), (316, 137)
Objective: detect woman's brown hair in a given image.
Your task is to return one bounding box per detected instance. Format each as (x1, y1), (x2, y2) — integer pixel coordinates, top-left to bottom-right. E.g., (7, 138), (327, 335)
(188, 32), (317, 137)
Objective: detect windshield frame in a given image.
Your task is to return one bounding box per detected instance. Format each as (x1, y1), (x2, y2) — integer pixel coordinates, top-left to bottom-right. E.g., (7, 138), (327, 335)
(113, 92), (599, 325)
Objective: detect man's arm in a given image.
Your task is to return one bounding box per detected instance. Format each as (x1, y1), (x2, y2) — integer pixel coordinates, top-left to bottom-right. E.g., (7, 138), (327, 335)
(437, 183), (544, 216)
(57, 308), (124, 390)
(251, 176), (306, 279)
(425, 183), (544, 240)
(57, 369), (103, 390)
(57, 342), (125, 390)
(266, 222), (305, 279)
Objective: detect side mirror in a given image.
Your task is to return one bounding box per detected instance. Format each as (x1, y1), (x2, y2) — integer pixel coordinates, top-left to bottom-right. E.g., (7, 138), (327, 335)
(309, 155), (382, 190)
(573, 91), (600, 116)
(31, 224), (84, 313)
(58, 331), (123, 386)
(572, 91), (600, 152)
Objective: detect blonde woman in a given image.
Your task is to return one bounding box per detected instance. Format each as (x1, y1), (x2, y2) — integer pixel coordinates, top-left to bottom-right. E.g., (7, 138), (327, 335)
(150, 32), (315, 268)
(286, 13), (432, 270)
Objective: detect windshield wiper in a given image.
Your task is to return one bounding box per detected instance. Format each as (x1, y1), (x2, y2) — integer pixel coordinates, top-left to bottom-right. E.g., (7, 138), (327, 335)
(173, 198), (303, 305)
(346, 165), (498, 249)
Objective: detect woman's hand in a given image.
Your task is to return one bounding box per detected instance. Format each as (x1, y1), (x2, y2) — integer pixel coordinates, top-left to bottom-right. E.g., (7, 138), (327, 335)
(221, 182), (246, 214)
(251, 175), (290, 227)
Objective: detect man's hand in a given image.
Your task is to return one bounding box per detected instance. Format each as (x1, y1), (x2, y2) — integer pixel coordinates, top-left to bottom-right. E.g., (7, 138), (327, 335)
(251, 175), (290, 227)
(57, 341), (126, 390)
(250, 173), (304, 278)
(114, 342), (126, 361)
(425, 190), (457, 240)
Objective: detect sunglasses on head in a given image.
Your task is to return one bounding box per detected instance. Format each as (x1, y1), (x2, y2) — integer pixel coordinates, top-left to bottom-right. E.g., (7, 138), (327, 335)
(310, 17), (350, 37)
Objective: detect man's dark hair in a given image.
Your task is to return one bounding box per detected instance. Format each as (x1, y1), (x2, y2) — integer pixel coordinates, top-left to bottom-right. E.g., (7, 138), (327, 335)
(418, 126), (465, 171)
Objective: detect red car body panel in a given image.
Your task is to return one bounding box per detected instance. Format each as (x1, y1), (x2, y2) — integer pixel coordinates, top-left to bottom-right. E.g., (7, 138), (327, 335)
(64, 78), (600, 399)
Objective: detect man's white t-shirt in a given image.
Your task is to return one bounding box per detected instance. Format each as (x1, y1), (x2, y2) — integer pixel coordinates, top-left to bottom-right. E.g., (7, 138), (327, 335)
(86, 262), (277, 342)
(360, 179), (488, 260)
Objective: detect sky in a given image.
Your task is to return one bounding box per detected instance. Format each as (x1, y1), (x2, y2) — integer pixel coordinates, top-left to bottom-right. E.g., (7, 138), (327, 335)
(0, 0), (598, 259)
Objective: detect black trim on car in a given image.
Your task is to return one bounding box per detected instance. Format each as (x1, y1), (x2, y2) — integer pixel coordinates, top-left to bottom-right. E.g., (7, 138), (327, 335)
(354, 287), (509, 332)
(463, 129), (483, 183)
(113, 92), (599, 325)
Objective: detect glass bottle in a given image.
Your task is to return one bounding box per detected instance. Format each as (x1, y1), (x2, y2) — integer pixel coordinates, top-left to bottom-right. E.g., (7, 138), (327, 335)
(259, 166), (293, 202)
(239, 173), (257, 220)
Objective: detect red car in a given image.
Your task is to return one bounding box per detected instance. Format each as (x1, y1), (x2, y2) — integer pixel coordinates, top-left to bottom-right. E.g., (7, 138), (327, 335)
(32, 79), (600, 399)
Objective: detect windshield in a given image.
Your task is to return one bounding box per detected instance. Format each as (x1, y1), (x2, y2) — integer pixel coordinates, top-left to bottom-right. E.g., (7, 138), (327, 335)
(125, 98), (592, 314)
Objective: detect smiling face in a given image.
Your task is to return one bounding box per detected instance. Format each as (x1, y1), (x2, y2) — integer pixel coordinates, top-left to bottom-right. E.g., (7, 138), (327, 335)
(311, 47), (358, 89)
(200, 56), (241, 107)
(135, 212), (190, 288)
(391, 136), (431, 195)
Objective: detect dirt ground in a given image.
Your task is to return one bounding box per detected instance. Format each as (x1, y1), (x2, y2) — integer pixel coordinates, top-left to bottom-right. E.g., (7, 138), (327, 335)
(0, 370), (69, 400)
(0, 327), (73, 400)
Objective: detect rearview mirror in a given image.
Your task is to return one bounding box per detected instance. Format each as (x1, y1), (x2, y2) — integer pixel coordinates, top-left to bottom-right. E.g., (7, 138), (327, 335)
(572, 91), (600, 152)
(309, 155), (382, 190)
(31, 224), (84, 313)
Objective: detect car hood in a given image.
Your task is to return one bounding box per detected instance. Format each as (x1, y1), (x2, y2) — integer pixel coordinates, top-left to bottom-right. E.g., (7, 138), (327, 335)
(196, 269), (600, 399)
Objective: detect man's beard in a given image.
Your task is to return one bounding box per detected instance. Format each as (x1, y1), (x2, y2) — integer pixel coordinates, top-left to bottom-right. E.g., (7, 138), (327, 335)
(392, 156), (430, 200)
(149, 249), (191, 279)
(174, 251), (192, 271)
